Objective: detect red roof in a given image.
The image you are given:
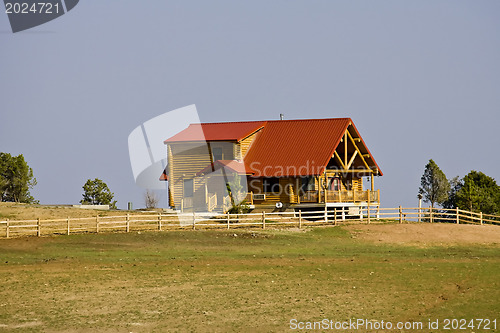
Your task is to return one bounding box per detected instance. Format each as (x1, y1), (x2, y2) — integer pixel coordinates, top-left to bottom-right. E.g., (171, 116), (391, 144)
(159, 166), (168, 181)
(245, 118), (352, 177)
(165, 117), (382, 178)
(165, 121), (266, 143)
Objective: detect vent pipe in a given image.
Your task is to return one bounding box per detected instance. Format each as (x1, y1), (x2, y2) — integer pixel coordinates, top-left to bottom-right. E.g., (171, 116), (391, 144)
(280, 113), (284, 120)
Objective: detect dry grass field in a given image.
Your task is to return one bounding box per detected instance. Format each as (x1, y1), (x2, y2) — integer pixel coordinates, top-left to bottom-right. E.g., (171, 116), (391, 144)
(0, 202), (119, 221)
(0, 203), (499, 332)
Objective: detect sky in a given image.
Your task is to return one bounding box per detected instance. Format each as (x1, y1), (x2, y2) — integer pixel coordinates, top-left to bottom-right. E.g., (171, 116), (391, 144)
(1, 1), (499, 209)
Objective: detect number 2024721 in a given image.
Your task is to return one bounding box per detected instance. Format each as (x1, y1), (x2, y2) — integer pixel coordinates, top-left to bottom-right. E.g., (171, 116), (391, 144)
(5, 3), (60, 14)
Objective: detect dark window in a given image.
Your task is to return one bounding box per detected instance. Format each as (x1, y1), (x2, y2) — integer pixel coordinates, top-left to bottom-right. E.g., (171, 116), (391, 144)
(300, 176), (315, 193)
(212, 147), (223, 161)
(183, 179), (194, 197)
(263, 177), (280, 193)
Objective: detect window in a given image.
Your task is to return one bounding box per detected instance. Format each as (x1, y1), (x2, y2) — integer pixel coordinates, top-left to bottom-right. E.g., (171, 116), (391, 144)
(212, 147), (223, 161)
(263, 177), (280, 193)
(183, 179), (194, 197)
(300, 176), (315, 193)
(328, 177), (341, 191)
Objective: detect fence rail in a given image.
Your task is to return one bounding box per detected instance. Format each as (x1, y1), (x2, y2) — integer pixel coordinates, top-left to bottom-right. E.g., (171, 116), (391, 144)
(0, 206), (498, 239)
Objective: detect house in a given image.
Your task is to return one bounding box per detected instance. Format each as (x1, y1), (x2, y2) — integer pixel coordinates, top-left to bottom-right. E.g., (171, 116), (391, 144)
(162, 118), (382, 215)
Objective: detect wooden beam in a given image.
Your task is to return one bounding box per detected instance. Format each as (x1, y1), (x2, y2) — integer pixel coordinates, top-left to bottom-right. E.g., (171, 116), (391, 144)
(346, 150), (358, 170)
(344, 132), (348, 167)
(326, 169), (374, 173)
(334, 151), (346, 169)
(346, 130), (371, 170)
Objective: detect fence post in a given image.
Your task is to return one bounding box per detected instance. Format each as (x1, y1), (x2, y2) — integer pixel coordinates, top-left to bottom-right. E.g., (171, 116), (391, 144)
(324, 205), (328, 223)
(126, 213), (130, 233)
(192, 212), (196, 230)
(37, 218), (41, 237)
(6, 219), (9, 238)
(299, 210), (302, 229)
(67, 217), (70, 235)
(418, 201), (421, 223)
(399, 206), (402, 224)
(456, 207), (459, 224)
(334, 208), (337, 226)
(227, 212), (230, 230)
(96, 215), (99, 233)
(367, 194), (371, 224)
(430, 206), (433, 223)
(262, 211), (266, 229)
(480, 212), (483, 225)
(158, 213), (162, 231)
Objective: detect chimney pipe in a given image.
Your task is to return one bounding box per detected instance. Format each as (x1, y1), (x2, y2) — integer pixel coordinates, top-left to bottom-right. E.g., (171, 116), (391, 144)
(280, 113), (284, 120)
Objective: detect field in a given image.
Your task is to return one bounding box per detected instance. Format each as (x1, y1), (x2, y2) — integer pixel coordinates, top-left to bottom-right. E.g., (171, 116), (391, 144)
(0, 221), (498, 332)
(0, 203), (121, 221)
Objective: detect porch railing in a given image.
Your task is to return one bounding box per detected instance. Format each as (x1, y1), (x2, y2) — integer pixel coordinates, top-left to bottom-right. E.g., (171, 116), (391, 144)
(299, 189), (380, 203)
(207, 193), (217, 212)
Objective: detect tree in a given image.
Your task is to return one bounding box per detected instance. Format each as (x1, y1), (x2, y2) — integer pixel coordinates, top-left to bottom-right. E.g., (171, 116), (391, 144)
(80, 178), (117, 209)
(144, 189), (159, 209)
(226, 173), (250, 214)
(418, 159), (450, 208)
(0, 152), (37, 203)
(442, 176), (461, 209)
(454, 171), (500, 214)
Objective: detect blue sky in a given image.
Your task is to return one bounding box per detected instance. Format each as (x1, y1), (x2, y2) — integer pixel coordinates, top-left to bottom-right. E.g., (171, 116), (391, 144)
(1, 1), (499, 209)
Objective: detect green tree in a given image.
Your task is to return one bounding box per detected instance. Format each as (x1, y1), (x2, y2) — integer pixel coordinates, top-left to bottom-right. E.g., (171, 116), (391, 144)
(418, 159), (450, 208)
(443, 176), (461, 209)
(80, 178), (117, 209)
(0, 152), (37, 203)
(455, 171), (500, 214)
(226, 173), (250, 214)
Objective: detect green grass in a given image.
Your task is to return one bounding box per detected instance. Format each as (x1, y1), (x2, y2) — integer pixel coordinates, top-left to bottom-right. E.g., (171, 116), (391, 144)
(0, 227), (498, 332)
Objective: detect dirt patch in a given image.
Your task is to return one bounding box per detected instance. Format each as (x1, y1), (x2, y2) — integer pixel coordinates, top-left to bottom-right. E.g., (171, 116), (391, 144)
(345, 223), (500, 246)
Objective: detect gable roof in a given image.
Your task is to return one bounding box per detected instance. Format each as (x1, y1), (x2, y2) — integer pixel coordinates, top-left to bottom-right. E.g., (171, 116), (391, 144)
(165, 117), (382, 177)
(165, 121), (266, 143)
(245, 118), (351, 176)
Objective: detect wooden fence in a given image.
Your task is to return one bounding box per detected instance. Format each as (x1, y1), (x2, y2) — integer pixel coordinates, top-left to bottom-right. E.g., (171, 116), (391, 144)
(0, 206), (498, 239)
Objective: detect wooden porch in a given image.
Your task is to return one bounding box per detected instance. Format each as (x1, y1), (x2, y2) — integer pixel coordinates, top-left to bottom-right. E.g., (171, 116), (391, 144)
(179, 189), (380, 212)
(246, 189), (380, 205)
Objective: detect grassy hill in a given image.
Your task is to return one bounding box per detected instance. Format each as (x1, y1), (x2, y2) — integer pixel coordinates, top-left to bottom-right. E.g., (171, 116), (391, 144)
(0, 224), (498, 332)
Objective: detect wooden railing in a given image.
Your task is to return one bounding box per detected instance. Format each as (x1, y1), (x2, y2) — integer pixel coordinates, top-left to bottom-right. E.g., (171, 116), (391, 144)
(245, 192), (254, 205)
(222, 195), (232, 212)
(299, 189), (380, 203)
(207, 194), (217, 212)
(180, 197), (193, 211)
(181, 189), (380, 212)
(0, 206), (498, 238)
(299, 190), (319, 203)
